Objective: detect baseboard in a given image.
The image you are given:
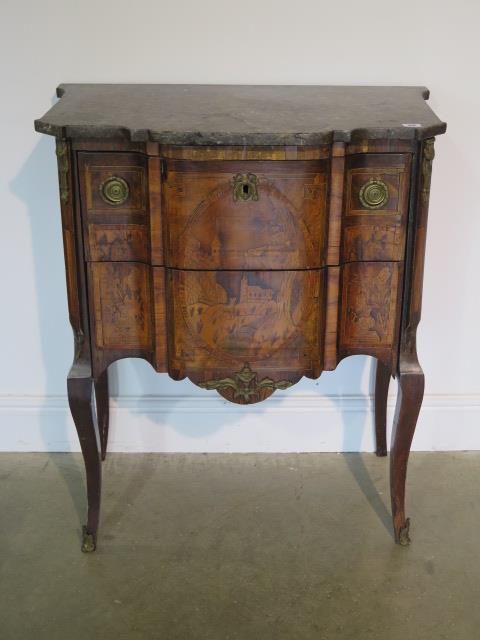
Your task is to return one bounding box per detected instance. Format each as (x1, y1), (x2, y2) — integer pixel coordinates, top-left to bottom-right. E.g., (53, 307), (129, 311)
(1, 393), (479, 452)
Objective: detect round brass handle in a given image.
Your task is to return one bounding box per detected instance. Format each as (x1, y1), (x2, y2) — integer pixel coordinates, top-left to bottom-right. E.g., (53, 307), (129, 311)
(359, 178), (389, 209)
(100, 176), (129, 206)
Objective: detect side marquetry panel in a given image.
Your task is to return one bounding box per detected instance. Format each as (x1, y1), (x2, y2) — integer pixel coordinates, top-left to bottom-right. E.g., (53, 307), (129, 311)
(90, 262), (153, 350)
(402, 138), (435, 356)
(55, 139), (96, 366)
(342, 154), (411, 262)
(339, 261), (403, 368)
(56, 140), (81, 333)
(165, 269), (325, 403)
(163, 160), (329, 270)
(78, 152), (150, 263)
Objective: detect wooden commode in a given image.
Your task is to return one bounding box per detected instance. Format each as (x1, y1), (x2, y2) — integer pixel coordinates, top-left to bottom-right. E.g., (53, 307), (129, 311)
(35, 84), (446, 552)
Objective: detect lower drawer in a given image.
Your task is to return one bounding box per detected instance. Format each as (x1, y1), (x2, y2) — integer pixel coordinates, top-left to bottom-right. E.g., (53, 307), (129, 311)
(87, 261), (402, 399)
(166, 268), (325, 402)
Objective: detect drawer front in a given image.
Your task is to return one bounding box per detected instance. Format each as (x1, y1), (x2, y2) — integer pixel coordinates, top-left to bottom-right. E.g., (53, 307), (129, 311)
(164, 268), (325, 402)
(342, 154), (411, 262)
(78, 152), (150, 262)
(339, 261), (403, 368)
(163, 160), (329, 269)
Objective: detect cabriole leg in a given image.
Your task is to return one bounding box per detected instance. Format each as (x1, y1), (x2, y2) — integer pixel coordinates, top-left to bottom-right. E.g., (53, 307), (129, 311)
(390, 360), (424, 545)
(94, 369), (110, 462)
(374, 359), (391, 457)
(67, 365), (102, 552)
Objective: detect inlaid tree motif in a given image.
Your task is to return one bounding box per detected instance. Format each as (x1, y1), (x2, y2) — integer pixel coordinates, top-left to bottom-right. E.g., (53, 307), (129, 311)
(344, 265), (396, 344)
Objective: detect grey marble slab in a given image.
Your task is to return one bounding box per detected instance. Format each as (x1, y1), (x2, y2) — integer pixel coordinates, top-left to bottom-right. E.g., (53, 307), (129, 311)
(35, 84), (446, 144)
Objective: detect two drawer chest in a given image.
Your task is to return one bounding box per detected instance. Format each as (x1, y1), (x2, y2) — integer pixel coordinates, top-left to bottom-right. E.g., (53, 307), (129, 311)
(35, 84), (446, 551)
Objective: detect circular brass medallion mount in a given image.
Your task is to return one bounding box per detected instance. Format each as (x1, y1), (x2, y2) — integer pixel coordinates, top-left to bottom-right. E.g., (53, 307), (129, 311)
(100, 176), (129, 206)
(359, 178), (389, 209)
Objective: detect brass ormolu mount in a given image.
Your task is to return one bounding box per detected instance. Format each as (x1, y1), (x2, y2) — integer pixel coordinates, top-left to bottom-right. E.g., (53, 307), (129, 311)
(199, 363), (292, 403)
(232, 173), (259, 202)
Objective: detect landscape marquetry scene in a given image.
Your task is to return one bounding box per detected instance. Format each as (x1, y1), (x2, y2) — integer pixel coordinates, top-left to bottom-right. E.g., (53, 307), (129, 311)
(165, 166), (328, 269)
(171, 269), (322, 376)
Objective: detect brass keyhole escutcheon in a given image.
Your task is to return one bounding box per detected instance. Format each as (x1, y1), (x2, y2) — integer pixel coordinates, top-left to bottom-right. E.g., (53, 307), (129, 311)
(359, 178), (389, 209)
(233, 173), (259, 202)
(100, 176), (130, 206)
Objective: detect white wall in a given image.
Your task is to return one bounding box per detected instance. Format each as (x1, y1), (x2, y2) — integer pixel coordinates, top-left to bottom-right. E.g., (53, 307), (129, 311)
(1, 0), (479, 452)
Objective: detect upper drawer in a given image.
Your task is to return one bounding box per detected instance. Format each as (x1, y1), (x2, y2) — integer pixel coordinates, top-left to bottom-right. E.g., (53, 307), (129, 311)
(163, 160), (329, 269)
(78, 152), (150, 262)
(342, 153), (411, 262)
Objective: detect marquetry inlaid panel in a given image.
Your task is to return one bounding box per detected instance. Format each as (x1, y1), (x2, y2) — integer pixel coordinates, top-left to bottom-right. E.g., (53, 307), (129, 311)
(340, 262), (400, 349)
(90, 262), (152, 349)
(343, 224), (404, 262)
(165, 269), (325, 400)
(88, 224), (149, 262)
(163, 160), (329, 270)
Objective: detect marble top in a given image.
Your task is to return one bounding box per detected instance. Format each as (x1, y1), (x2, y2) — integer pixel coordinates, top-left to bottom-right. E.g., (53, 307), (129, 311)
(35, 84), (446, 145)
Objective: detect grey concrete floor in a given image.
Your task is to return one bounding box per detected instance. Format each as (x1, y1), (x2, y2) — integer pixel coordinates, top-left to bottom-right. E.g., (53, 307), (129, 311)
(1, 452), (479, 639)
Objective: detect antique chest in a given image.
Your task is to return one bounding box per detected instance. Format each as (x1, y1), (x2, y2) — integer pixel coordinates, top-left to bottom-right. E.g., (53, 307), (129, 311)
(35, 84), (446, 551)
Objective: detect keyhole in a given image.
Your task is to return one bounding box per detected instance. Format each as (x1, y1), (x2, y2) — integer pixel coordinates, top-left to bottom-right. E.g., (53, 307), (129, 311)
(243, 184), (250, 195)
